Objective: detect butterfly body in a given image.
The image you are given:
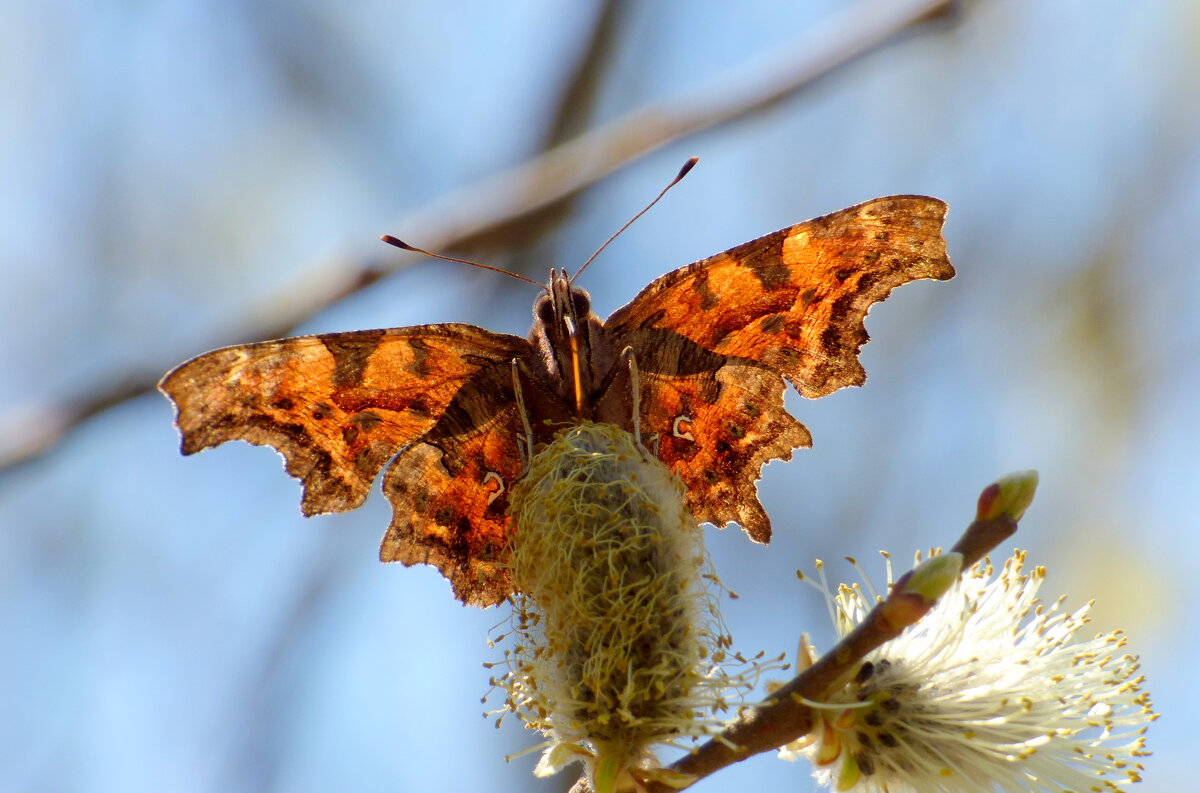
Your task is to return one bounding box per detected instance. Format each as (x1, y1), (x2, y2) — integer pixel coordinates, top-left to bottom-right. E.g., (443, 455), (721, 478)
(160, 195), (953, 606)
(522, 270), (628, 427)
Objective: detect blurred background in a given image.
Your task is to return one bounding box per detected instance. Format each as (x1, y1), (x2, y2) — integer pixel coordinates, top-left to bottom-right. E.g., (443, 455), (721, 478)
(1, 0), (1191, 790)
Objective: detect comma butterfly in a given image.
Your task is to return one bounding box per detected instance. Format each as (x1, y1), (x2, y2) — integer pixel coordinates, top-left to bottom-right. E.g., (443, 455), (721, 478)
(160, 167), (953, 606)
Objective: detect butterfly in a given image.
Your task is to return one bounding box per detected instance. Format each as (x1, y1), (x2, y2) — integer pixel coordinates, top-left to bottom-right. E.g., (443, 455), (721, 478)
(160, 187), (952, 606)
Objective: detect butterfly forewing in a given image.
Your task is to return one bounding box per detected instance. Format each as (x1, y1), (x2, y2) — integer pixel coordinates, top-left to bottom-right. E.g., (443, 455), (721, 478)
(160, 324), (529, 516)
(605, 195), (953, 398)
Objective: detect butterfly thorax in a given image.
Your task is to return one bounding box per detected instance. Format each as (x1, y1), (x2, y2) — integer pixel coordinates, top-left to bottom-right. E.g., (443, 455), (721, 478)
(527, 270), (625, 426)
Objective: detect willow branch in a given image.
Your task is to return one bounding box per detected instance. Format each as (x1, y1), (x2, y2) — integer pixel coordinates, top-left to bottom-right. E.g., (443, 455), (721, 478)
(620, 471), (1033, 793)
(0, 0), (954, 472)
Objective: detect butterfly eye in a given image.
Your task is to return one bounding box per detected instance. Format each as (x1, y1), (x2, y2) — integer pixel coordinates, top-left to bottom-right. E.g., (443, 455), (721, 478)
(571, 291), (591, 317)
(534, 295), (555, 324)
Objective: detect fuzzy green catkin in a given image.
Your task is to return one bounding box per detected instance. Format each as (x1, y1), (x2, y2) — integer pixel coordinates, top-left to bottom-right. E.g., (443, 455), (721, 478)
(502, 421), (731, 787)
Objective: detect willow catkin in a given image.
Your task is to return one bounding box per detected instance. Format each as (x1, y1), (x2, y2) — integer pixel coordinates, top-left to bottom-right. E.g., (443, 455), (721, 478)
(494, 421), (757, 792)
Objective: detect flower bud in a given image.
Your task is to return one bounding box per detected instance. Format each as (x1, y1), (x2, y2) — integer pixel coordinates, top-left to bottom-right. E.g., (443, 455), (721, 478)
(975, 470), (1039, 522)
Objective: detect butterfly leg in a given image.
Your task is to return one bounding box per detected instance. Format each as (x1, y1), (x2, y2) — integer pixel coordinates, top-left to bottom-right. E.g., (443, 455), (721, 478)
(510, 359), (535, 471)
(618, 346), (642, 448)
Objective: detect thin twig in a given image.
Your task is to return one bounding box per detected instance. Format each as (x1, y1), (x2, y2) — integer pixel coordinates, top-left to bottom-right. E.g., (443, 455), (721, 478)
(0, 0), (955, 473)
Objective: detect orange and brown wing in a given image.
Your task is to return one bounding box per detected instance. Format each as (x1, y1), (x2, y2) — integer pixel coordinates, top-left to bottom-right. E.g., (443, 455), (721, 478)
(379, 361), (530, 606)
(629, 334), (811, 542)
(606, 196), (952, 539)
(608, 196), (953, 397)
(160, 323), (531, 605)
(159, 322), (528, 515)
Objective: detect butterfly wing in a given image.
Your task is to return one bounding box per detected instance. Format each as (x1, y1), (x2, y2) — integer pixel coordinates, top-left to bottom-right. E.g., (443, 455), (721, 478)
(616, 337), (812, 542)
(160, 323), (530, 604)
(379, 361), (533, 606)
(605, 195), (953, 541)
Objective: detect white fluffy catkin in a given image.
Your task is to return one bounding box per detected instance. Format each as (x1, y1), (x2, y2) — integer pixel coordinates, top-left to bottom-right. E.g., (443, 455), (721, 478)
(493, 421), (749, 792)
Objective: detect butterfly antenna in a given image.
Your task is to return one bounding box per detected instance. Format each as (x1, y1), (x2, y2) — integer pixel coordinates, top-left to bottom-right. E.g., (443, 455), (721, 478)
(381, 235), (546, 290)
(571, 156), (698, 282)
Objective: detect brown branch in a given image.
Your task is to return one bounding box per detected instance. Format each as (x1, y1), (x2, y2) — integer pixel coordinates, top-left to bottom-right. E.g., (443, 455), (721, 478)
(0, 0), (955, 473)
(649, 527), (1016, 789)
(538, 0), (626, 151)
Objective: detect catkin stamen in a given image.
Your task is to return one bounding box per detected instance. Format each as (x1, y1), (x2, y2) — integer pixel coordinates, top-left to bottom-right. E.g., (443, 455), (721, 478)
(491, 422), (778, 791)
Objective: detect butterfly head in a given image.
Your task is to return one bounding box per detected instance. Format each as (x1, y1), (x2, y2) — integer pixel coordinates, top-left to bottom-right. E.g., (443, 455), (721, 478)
(537, 268), (590, 327)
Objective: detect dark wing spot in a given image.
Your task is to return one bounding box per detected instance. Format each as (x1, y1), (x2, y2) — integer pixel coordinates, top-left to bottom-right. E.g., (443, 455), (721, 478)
(820, 325), (842, 355)
(856, 271), (881, 293)
(736, 235), (789, 289)
(627, 328), (727, 379)
(641, 308), (667, 327)
(828, 293), (855, 326)
(692, 268), (720, 311)
(759, 314), (785, 335)
(408, 338), (432, 378)
(342, 425), (360, 445)
(407, 395), (431, 419)
(749, 261), (789, 290)
(271, 397), (294, 411)
(311, 403), (334, 420)
(323, 331), (385, 388)
(800, 288), (818, 305)
(351, 411), (383, 431)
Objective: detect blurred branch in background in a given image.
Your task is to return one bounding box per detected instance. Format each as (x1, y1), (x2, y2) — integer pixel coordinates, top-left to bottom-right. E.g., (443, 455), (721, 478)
(0, 0), (955, 474)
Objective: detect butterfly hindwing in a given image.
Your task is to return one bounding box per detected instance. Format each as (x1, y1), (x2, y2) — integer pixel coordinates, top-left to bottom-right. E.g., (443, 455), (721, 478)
(379, 361), (532, 606)
(626, 334), (811, 541)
